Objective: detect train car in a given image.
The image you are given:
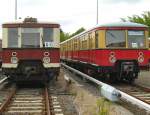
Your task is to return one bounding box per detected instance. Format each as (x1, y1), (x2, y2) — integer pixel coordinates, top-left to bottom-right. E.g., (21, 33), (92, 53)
(0, 39), (2, 68)
(148, 38), (150, 64)
(2, 17), (60, 82)
(60, 22), (149, 83)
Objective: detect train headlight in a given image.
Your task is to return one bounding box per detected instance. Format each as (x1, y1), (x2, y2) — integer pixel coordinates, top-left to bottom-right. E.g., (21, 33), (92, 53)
(12, 52), (17, 56)
(44, 52), (50, 57)
(109, 56), (116, 63)
(138, 52), (144, 63)
(109, 52), (116, 63)
(138, 56), (144, 63)
(11, 57), (18, 64)
(43, 57), (50, 64)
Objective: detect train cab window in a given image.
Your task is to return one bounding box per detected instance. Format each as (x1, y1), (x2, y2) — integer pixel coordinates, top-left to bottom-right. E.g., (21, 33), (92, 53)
(106, 30), (125, 47)
(43, 28), (53, 42)
(8, 28), (18, 47)
(128, 31), (145, 48)
(21, 28), (40, 48)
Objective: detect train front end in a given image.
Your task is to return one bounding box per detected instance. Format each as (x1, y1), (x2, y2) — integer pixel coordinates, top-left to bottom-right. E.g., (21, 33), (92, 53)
(2, 18), (60, 82)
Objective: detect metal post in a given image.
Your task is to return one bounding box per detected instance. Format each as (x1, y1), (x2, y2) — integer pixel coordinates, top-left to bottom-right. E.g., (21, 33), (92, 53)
(97, 0), (99, 25)
(15, 0), (17, 20)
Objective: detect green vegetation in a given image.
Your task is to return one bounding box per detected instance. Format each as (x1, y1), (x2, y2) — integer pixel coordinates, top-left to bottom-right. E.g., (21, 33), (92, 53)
(96, 98), (111, 115)
(69, 27), (85, 38)
(121, 11), (150, 36)
(60, 27), (85, 42)
(60, 29), (70, 42)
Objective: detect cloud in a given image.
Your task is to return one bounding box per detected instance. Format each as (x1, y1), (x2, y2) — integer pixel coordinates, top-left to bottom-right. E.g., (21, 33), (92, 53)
(0, 0), (150, 38)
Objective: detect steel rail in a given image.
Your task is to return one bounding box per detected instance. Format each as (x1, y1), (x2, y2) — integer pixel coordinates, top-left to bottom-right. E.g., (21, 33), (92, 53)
(0, 85), (16, 113)
(45, 86), (51, 115)
(61, 63), (150, 113)
(0, 77), (8, 84)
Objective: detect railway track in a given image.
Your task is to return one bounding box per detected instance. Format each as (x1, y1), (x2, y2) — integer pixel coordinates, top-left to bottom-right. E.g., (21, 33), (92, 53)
(0, 86), (12, 109)
(62, 63), (150, 113)
(115, 84), (150, 105)
(0, 77), (12, 109)
(0, 84), (64, 115)
(0, 77), (8, 85)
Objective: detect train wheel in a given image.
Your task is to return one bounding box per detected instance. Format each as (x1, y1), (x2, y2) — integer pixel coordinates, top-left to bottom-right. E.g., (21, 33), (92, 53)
(126, 72), (135, 84)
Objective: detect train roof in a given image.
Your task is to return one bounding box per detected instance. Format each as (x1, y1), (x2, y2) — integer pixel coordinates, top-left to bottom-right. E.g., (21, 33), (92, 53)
(3, 21), (60, 25)
(2, 18), (60, 28)
(60, 22), (148, 44)
(99, 22), (148, 27)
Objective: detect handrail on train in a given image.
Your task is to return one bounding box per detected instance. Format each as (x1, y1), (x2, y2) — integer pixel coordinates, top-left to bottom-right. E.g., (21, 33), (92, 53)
(0, 77), (8, 84)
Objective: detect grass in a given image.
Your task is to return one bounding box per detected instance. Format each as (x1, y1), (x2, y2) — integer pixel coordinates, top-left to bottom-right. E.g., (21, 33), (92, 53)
(96, 98), (111, 115)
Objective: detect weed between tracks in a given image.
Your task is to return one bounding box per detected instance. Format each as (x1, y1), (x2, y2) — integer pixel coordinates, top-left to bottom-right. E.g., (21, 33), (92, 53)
(96, 98), (111, 115)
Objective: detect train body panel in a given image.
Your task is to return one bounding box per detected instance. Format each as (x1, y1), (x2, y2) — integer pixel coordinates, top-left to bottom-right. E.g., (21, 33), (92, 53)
(63, 49), (149, 67)
(2, 48), (59, 64)
(74, 49), (148, 66)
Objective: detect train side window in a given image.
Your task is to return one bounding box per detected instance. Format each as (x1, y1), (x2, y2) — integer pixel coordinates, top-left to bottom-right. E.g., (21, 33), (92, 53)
(95, 31), (99, 48)
(68, 41), (70, 51)
(106, 30), (125, 47)
(81, 36), (83, 50)
(89, 33), (92, 49)
(70, 41), (72, 51)
(8, 28), (18, 47)
(77, 38), (80, 50)
(81, 36), (87, 50)
(79, 37), (81, 50)
(74, 39), (77, 51)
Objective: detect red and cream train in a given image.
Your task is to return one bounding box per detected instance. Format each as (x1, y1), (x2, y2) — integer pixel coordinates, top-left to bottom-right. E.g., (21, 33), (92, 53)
(1, 18), (60, 82)
(60, 22), (149, 82)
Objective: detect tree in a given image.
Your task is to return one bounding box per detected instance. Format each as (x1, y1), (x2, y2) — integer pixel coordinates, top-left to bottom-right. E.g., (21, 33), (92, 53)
(121, 11), (150, 36)
(60, 27), (85, 42)
(70, 27), (85, 38)
(60, 29), (70, 42)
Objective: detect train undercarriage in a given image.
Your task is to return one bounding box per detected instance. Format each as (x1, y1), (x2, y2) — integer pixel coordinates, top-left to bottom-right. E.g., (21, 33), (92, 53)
(3, 60), (60, 83)
(62, 59), (140, 83)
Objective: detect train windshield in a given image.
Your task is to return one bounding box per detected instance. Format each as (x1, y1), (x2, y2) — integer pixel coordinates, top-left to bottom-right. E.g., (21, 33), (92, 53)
(106, 30), (126, 47)
(43, 28), (54, 47)
(8, 28), (18, 48)
(21, 28), (40, 48)
(128, 30), (145, 48)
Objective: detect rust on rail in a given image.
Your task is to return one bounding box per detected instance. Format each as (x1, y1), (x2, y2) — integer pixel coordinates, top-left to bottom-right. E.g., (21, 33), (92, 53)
(134, 84), (150, 92)
(45, 86), (51, 115)
(0, 85), (16, 113)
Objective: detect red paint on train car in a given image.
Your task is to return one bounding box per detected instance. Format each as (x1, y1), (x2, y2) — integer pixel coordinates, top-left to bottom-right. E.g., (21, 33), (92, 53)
(68, 49), (149, 67)
(2, 48), (60, 63)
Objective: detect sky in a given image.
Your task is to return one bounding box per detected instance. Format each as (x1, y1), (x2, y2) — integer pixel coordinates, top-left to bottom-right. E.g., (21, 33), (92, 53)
(0, 0), (150, 38)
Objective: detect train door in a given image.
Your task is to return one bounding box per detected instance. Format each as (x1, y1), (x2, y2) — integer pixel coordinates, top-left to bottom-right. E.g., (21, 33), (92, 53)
(89, 33), (93, 63)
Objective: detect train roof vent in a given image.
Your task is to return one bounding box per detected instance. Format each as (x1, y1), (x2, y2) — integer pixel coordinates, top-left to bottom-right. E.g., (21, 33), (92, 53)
(23, 17), (37, 23)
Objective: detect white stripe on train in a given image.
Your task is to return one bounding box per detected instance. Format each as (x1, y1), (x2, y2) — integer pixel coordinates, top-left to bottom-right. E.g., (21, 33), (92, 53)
(2, 63), (60, 68)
